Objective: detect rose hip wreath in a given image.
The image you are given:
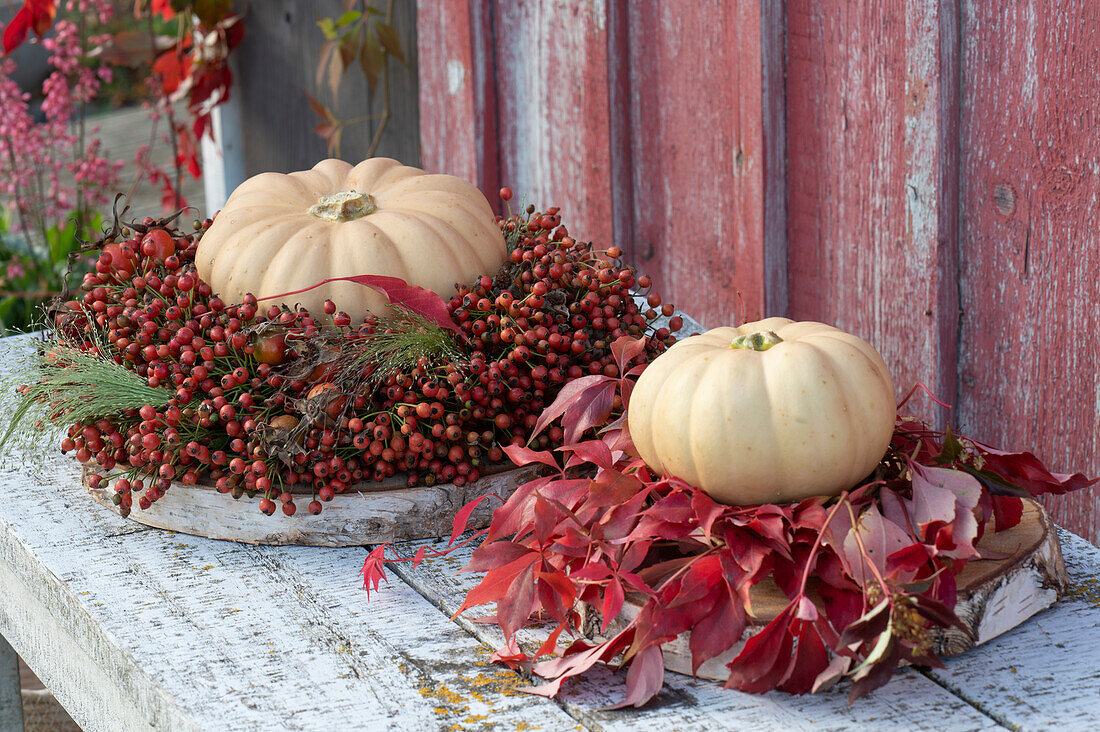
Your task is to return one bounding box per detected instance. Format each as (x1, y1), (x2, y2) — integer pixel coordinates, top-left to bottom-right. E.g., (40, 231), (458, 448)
(14, 200), (682, 517)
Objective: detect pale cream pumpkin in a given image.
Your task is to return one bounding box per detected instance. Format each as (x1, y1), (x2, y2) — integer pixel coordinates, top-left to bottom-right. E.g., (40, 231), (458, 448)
(195, 158), (507, 322)
(627, 317), (896, 505)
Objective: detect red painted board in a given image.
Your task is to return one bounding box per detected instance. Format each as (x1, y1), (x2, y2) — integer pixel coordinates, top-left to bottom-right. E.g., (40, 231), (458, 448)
(957, 1), (1099, 544)
(491, 0), (615, 248)
(785, 1), (960, 429)
(416, 0), (499, 198)
(624, 0), (770, 327)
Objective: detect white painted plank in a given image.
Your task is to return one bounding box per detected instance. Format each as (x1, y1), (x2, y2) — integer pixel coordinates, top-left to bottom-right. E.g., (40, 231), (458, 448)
(923, 527), (1100, 731)
(0, 633), (23, 732)
(387, 537), (1006, 731)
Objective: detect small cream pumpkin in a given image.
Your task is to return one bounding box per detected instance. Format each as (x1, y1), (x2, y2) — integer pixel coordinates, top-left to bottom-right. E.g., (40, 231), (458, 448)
(627, 317), (896, 505)
(195, 158), (507, 322)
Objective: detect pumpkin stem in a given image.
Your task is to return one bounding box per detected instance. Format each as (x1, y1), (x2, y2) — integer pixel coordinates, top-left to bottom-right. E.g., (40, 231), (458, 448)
(730, 330), (783, 351)
(309, 190), (377, 222)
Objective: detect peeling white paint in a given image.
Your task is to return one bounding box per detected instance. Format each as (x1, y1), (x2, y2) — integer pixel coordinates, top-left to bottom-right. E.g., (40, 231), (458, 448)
(445, 59), (466, 95)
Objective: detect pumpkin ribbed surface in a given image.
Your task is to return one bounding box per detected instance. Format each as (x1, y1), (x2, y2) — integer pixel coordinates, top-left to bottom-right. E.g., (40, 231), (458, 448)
(627, 317), (896, 505)
(195, 158), (506, 321)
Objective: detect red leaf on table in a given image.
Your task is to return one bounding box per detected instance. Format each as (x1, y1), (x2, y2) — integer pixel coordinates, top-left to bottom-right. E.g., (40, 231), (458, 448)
(496, 558), (539, 638)
(453, 551), (540, 620)
(688, 591), (748, 674)
(463, 540), (532, 573)
(256, 274), (461, 333)
(526, 628), (636, 697)
(606, 643), (665, 709)
(725, 604), (796, 694)
(600, 576), (626, 634)
(360, 545), (389, 597)
(489, 636), (529, 669)
(778, 620), (830, 695)
(502, 443), (559, 470)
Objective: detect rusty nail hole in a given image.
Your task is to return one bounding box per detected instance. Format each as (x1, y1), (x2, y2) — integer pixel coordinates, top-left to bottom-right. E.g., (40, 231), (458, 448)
(641, 241), (655, 259)
(993, 183), (1016, 216)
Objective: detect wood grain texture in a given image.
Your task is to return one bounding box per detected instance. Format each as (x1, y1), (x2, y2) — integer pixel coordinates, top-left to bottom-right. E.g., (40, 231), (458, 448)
(955, 0), (1100, 545)
(388, 538), (1007, 731)
(627, 500), (1065, 680)
(234, 0), (419, 173)
(82, 464), (540, 546)
(0, 462), (586, 731)
(492, 0), (616, 248)
(415, 0), (499, 196)
(625, 0), (772, 327)
(925, 528), (1100, 730)
(0, 632), (23, 731)
(785, 0), (960, 428)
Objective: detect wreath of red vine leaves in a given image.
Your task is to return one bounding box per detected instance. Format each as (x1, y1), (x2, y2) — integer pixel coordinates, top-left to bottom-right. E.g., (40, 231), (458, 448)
(361, 332), (1095, 707)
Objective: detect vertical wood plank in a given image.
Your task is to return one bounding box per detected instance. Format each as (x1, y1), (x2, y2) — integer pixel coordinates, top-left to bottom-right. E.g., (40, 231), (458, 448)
(785, 0), (960, 425)
(958, 0), (1100, 544)
(234, 0), (420, 174)
(492, 0), (614, 246)
(416, 0), (499, 196)
(0, 633), (23, 732)
(626, 0), (771, 326)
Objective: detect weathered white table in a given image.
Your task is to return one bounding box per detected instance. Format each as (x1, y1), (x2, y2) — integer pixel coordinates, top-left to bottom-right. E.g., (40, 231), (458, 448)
(2, 335), (1099, 731)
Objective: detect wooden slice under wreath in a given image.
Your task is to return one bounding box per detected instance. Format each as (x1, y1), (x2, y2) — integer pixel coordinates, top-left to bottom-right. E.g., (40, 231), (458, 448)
(592, 499), (1067, 680)
(84, 463), (541, 546)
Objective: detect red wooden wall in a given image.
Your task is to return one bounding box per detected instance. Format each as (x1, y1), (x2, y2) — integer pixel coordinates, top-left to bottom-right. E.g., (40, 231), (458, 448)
(417, 0), (1100, 545)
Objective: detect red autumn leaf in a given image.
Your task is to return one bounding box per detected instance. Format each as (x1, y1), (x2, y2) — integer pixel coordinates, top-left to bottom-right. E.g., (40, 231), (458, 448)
(528, 374), (616, 443)
(725, 604), (796, 694)
(610, 334), (649, 374)
(778, 619), (831, 695)
(464, 540), (533, 573)
(449, 493), (494, 545)
(257, 274), (461, 333)
(495, 557), (539, 638)
(453, 551), (539, 619)
(558, 439), (614, 472)
(152, 47), (193, 96)
(150, 0), (176, 20)
(2, 0), (55, 56)
(688, 590), (747, 673)
(607, 643), (665, 709)
(534, 621), (568, 660)
(489, 636), (528, 669)
(360, 545), (388, 597)
(991, 494), (1024, 532)
(502, 443), (559, 470)
(974, 443), (1098, 497)
(526, 628), (635, 697)
(600, 575), (626, 634)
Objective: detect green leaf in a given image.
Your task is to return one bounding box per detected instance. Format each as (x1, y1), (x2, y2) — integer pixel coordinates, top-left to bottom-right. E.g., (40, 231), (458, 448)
(334, 10), (362, 28)
(359, 29), (384, 93)
(374, 21), (406, 66)
(317, 17), (337, 40)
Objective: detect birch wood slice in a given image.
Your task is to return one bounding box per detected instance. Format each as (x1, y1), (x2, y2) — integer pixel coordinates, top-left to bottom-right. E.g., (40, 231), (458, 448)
(82, 462), (541, 546)
(612, 498), (1067, 681)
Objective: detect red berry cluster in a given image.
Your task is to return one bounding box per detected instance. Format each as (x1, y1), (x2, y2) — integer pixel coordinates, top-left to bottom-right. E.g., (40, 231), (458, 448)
(446, 201), (682, 450)
(55, 201), (680, 517)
